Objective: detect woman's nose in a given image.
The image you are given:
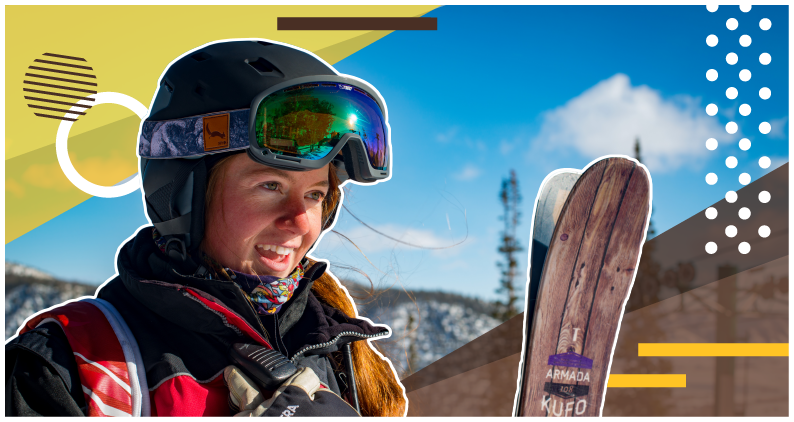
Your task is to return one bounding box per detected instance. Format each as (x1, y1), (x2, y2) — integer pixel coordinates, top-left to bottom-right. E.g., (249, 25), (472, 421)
(274, 194), (311, 235)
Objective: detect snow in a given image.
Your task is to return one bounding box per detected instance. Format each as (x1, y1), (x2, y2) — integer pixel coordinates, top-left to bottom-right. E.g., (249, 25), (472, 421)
(5, 262), (504, 377)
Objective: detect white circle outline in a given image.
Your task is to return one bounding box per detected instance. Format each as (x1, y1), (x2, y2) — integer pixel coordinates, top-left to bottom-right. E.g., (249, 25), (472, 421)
(56, 92), (148, 198)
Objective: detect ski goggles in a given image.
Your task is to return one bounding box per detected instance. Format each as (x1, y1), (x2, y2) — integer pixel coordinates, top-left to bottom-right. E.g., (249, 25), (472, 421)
(138, 75), (390, 183)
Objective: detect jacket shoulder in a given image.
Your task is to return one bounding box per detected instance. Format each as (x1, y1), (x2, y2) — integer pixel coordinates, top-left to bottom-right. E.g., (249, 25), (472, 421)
(6, 321), (86, 415)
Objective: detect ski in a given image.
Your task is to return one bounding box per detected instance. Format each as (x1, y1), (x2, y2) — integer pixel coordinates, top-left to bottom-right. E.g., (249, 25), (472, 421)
(524, 170), (581, 357)
(514, 157), (651, 417)
(514, 169), (579, 417)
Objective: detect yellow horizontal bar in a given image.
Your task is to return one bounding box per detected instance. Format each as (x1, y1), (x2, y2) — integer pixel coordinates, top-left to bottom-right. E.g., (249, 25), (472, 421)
(639, 343), (789, 357)
(607, 374), (686, 388)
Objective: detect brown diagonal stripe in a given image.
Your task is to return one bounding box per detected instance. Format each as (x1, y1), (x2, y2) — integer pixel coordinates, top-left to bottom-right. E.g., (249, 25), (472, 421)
(25, 96), (93, 108)
(43, 52), (87, 61)
(28, 66), (96, 79)
(34, 113), (78, 122)
(24, 80), (97, 94)
(23, 88), (95, 101)
(401, 312), (525, 393)
(624, 162), (788, 314)
(28, 104), (87, 115)
(34, 59), (94, 70)
(278, 17), (437, 30)
(25, 73), (98, 86)
(407, 353), (521, 417)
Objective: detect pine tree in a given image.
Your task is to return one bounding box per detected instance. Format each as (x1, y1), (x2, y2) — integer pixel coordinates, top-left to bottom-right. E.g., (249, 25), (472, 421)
(495, 170), (522, 321)
(405, 312), (419, 376)
(634, 137), (655, 238)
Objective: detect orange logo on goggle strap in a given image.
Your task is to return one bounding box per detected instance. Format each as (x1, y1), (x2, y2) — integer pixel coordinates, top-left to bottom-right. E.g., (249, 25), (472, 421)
(203, 113), (229, 151)
(206, 122), (226, 140)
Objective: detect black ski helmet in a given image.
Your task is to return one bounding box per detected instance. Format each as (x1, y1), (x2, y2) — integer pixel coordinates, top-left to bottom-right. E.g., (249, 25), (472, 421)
(139, 39), (348, 273)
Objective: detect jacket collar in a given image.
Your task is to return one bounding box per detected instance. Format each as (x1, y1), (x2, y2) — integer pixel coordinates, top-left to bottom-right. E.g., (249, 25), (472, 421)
(112, 226), (388, 358)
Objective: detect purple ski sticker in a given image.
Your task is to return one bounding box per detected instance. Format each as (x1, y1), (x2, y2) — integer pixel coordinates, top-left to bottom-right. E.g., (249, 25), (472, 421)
(547, 351), (593, 369)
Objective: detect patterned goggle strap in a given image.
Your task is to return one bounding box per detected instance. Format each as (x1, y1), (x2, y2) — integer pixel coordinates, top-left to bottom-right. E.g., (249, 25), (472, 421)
(139, 109), (250, 158)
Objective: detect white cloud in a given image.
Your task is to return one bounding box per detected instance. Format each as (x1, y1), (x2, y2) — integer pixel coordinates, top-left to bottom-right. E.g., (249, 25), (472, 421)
(436, 126), (459, 143)
(767, 116), (788, 139)
(499, 139), (517, 155)
(721, 103), (737, 121)
(452, 164), (482, 181)
(529, 73), (726, 172)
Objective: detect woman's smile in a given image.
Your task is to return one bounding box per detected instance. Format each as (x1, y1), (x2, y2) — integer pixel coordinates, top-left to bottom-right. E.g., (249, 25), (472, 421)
(255, 244), (296, 256)
(254, 243), (297, 273)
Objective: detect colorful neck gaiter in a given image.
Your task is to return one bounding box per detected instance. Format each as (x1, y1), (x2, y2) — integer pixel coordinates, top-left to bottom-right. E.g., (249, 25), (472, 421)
(229, 265), (304, 315)
(152, 227), (303, 315)
(152, 227), (168, 253)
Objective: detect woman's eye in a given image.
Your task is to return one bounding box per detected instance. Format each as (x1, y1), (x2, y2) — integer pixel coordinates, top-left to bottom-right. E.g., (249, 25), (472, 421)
(307, 191), (324, 201)
(262, 182), (279, 191)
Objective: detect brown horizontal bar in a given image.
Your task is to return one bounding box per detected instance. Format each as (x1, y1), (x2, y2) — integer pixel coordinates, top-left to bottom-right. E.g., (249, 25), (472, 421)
(34, 113), (78, 122)
(23, 80), (97, 94)
(28, 66), (96, 79)
(25, 73), (98, 86)
(43, 52), (87, 62)
(25, 96), (93, 108)
(34, 59), (94, 70)
(23, 88), (95, 101)
(278, 17), (437, 31)
(28, 104), (87, 115)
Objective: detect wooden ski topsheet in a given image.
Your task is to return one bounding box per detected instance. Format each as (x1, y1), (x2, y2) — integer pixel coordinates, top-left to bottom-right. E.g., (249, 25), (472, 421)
(516, 170), (579, 414)
(516, 157), (651, 417)
(526, 171), (581, 320)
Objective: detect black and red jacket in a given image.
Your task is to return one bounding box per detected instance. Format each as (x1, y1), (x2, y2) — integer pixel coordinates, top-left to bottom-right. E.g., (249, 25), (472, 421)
(6, 226), (389, 416)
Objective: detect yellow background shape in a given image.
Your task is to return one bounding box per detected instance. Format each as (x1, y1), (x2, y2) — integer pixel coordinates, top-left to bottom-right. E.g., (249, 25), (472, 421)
(5, 5), (439, 244)
(607, 374), (686, 388)
(638, 343), (789, 357)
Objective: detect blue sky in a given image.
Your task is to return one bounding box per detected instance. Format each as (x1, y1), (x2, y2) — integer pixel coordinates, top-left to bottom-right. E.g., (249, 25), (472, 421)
(6, 5), (789, 303)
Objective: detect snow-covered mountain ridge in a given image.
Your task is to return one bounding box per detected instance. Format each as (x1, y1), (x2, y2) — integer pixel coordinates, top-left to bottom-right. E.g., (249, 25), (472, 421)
(5, 262), (503, 376)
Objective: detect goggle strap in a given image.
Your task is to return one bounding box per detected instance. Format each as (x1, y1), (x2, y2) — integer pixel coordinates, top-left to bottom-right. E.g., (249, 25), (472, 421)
(139, 109), (250, 158)
(154, 212), (192, 236)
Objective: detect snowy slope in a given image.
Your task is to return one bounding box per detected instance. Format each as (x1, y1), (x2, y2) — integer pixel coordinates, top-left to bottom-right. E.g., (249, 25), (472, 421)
(350, 286), (503, 377)
(5, 262), (96, 339)
(6, 262), (55, 280)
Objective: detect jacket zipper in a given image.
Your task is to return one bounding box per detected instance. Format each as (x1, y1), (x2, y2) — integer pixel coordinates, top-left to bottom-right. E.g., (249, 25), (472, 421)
(230, 283), (275, 346)
(289, 330), (388, 364)
(173, 270), (383, 359)
(172, 269), (275, 348)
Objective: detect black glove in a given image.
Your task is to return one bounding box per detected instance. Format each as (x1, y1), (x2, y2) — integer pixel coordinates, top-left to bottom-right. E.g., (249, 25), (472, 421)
(224, 365), (360, 417)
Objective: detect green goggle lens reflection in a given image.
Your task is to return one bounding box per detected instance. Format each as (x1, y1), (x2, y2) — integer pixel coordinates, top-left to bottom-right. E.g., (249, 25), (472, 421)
(254, 82), (388, 170)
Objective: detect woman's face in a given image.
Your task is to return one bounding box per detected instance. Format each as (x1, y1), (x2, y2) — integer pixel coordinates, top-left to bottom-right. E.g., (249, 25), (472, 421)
(203, 153), (330, 278)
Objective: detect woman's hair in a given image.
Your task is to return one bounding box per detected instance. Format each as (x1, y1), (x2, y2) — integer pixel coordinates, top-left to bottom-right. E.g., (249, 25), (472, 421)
(205, 154), (407, 417)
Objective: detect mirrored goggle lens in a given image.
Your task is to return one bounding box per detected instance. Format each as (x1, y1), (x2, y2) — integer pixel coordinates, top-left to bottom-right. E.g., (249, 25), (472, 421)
(254, 82), (388, 170)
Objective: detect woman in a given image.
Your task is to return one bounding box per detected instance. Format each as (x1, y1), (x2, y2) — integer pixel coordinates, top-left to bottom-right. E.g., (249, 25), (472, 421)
(6, 39), (406, 416)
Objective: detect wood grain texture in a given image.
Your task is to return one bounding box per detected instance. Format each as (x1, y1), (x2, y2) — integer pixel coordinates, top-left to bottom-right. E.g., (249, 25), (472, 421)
(517, 158), (650, 417)
(555, 160), (633, 357)
(551, 189), (569, 225)
(581, 164), (649, 415)
(517, 171), (580, 413)
(519, 159), (607, 415)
